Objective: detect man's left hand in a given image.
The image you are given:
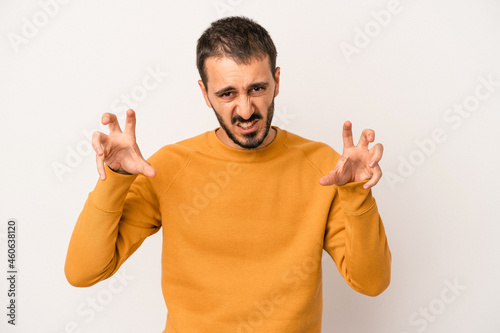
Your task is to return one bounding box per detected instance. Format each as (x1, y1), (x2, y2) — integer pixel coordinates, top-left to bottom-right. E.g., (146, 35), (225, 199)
(319, 121), (383, 189)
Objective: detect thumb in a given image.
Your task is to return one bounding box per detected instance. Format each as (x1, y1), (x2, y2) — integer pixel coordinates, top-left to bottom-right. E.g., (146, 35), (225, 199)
(141, 160), (157, 178)
(319, 156), (348, 186)
(319, 171), (338, 186)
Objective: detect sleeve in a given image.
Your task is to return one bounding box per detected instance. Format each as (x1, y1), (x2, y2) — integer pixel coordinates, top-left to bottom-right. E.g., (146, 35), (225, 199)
(64, 164), (161, 287)
(323, 180), (391, 296)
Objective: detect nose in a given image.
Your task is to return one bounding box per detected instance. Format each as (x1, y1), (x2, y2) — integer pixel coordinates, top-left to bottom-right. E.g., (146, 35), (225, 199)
(235, 96), (254, 120)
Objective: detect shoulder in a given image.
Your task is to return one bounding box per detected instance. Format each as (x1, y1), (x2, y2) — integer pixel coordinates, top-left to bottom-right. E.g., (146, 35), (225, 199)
(145, 131), (210, 182)
(282, 129), (341, 174)
(148, 131), (209, 163)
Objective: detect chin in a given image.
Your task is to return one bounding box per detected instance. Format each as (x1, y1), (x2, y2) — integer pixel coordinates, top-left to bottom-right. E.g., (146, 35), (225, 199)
(238, 135), (265, 149)
(213, 99), (275, 149)
(225, 122), (264, 149)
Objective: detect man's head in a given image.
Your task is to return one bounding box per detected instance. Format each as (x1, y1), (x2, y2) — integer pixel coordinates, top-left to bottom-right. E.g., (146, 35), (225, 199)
(196, 16), (280, 149)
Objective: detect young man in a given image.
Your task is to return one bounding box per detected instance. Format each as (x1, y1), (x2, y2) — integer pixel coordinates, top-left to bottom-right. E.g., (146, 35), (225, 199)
(65, 16), (391, 332)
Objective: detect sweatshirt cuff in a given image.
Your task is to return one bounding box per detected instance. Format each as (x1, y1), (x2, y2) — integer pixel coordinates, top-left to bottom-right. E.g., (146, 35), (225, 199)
(89, 164), (138, 212)
(336, 180), (376, 214)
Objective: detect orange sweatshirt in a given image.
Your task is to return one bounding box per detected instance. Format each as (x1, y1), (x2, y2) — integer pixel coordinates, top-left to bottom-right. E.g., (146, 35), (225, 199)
(65, 126), (391, 333)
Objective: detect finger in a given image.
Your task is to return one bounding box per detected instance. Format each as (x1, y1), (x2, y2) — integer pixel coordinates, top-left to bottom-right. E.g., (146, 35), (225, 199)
(363, 165), (382, 189)
(342, 121), (354, 149)
(92, 131), (107, 180)
(369, 143), (384, 168)
(358, 129), (375, 149)
(124, 109), (136, 137)
(101, 113), (122, 133)
(96, 152), (106, 180)
(319, 172), (336, 186)
(141, 160), (157, 178)
(319, 158), (346, 186)
(91, 131), (106, 156)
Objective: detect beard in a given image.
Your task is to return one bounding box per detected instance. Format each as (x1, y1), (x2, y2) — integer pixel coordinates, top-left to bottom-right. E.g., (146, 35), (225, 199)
(212, 98), (275, 149)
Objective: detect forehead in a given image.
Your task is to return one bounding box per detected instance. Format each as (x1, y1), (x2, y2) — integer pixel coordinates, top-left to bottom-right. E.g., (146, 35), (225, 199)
(205, 56), (272, 91)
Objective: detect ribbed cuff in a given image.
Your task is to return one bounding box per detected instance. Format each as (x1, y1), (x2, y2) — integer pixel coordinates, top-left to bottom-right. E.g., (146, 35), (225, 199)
(89, 164), (138, 212)
(336, 180), (376, 214)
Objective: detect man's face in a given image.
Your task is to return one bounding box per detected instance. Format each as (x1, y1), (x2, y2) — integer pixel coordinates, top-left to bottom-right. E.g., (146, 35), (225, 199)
(198, 56), (280, 149)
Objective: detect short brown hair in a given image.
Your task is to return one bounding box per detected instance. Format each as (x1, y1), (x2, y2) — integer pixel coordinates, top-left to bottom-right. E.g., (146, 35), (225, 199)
(196, 16), (277, 86)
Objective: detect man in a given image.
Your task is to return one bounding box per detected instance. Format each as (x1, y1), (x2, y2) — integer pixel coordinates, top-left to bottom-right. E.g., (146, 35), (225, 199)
(65, 16), (391, 332)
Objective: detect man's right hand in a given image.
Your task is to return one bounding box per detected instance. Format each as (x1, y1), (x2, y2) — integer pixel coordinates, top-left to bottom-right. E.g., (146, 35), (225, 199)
(92, 109), (156, 180)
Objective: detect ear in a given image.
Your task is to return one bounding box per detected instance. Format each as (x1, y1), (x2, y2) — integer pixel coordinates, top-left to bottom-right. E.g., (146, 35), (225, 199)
(273, 67), (281, 98)
(198, 80), (213, 108)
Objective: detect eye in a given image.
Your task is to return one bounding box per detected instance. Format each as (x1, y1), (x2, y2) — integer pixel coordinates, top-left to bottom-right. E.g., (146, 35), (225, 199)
(219, 91), (234, 99)
(250, 86), (266, 95)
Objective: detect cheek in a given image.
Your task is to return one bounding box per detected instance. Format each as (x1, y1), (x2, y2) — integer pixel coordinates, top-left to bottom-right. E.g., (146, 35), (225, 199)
(216, 104), (236, 121)
(255, 96), (273, 112)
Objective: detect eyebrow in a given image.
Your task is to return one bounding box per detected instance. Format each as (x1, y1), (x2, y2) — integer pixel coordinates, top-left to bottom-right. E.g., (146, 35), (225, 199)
(214, 82), (270, 96)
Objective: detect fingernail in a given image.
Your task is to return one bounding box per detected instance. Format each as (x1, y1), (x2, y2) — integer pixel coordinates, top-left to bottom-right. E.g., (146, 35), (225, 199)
(369, 161), (375, 167)
(363, 184), (369, 189)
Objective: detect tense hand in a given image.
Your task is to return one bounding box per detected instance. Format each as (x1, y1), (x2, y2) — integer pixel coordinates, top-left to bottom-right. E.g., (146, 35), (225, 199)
(319, 121), (383, 189)
(92, 109), (156, 180)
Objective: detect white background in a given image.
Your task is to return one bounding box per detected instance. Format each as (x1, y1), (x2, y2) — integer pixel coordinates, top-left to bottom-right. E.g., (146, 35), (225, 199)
(1, 0), (499, 332)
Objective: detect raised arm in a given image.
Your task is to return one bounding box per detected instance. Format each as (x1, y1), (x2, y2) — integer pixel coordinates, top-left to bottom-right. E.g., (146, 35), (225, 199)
(64, 109), (161, 287)
(323, 180), (391, 296)
(320, 121), (391, 296)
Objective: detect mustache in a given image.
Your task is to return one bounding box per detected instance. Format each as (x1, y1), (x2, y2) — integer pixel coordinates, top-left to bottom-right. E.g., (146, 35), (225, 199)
(231, 113), (262, 125)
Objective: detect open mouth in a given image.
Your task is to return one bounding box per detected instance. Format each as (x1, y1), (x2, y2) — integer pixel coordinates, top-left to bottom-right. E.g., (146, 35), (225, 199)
(237, 119), (259, 132)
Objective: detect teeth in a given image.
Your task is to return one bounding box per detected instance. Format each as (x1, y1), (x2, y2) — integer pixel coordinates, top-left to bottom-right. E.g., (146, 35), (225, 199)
(238, 120), (257, 129)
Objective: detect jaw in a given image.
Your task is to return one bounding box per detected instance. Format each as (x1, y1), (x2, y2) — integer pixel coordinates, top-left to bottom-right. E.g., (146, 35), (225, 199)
(213, 98), (275, 149)
(215, 113), (271, 149)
